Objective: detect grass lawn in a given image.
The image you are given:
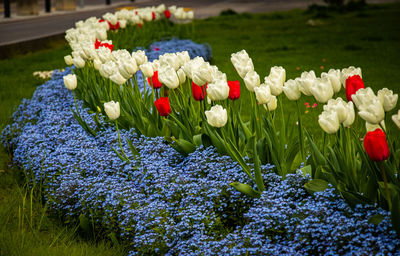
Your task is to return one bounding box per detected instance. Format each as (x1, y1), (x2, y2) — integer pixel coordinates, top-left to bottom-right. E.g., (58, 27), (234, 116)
(0, 2), (399, 254)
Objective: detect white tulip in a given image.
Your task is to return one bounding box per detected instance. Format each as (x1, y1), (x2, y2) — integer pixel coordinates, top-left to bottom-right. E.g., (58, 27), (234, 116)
(341, 66), (362, 86)
(192, 62), (213, 86)
(96, 28), (107, 41)
(119, 20), (127, 29)
(177, 68), (186, 84)
(99, 61), (117, 78)
(72, 56), (85, 68)
(283, 79), (301, 101)
(343, 101), (355, 127)
(392, 110), (400, 129)
(377, 88), (398, 112)
(205, 105), (228, 128)
(132, 50), (148, 65)
(104, 101), (120, 120)
(93, 58), (102, 70)
(322, 69), (341, 93)
(351, 87), (376, 109)
(103, 12), (118, 25)
(358, 98), (385, 125)
(187, 11), (194, 20)
(263, 95), (277, 111)
(231, 50), (254, 78)
(298, 70), (317, 96)
(266, 66), (285, 95)
(159, 53), (180, 71)
(158, 66), (179, 89)
(311, 77), (334, 103)
(152, 60), (160, 71)
(63, 74), (77, 90)
(254, 84), (272, 104)
(207, 79), (229, 101)
(97, 46), (112, 63)
(244, 70), (260, 92)
(176, 51), (190, 66)
(318, 110), (340, 134)
(64, 55), (73, 66)
(110, 72), (127, 85)
(324, 97), (348, 123)
(140, 62), (154, 78)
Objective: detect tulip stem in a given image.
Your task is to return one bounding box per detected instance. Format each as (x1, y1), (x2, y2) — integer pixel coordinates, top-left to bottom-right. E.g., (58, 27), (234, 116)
(115, 121), (130, 163)
(73, 91), (80, 116)
(279, 95), (286, 146)
(296, 100), (305, 161)
(380, 162), (392, 210)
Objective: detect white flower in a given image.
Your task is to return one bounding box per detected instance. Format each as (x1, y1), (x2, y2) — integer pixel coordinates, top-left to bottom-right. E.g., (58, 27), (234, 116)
(110, 72), (127, 85)
(159, 53), (181, 71)
(104, 101), (120, 120)
(103, 12), (118, 25)
(266, 66), (285, 96)
(63, 74), (77, 90)
(152, 60), (160, 71)
(298, 70), (317, 96)
(119, 20), (127, 29)
(358, 97), (385, 125)
(207, 79), (229, 101)
(231, 50), (254, 78)
(321, 69), (341, 93)
(96, 46), (112, 63)
(343, 101), (355, 127)
(341, 66), (362, 86)
(95, 28), (107, 41)
(283, 79), (301, 101)
(311, 77), (334, 103)
(187, 11), (194, 20)
(392, 110), (400, 129)
(140, 62), (154, 78)
(64, 55), (73, 66)
(244, 70), (260, 92)
(377, 88), (398, 112)
(192, 62), (213, 86)
(254, 84), (272, 104)
(205, 105), (228, 128)
(158, 66), (179, 89)
(93, 58), (102, 70)
(351, 87), (376, 109)
(176, 51), (190, 66)
(318, 110), (340, 134)
(263, 95), (277, 111)
(177, 68), (186, 84)
(132, 50), (148, 65)
(119, 59), (138, 79)
(99, 61), (117, 78)
(72, 56), (85, 68)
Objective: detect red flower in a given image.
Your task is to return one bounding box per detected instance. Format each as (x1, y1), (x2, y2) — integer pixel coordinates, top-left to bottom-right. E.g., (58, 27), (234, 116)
(94, 39), (114, 51)
(98, 19), (105, 23)
(363, 128), (390, 162)
(227, 80), (240, 100)
(147, 71), (162, 89)
(155, 97), (171, 116)
(108, 21), (120, 30)
(345, 75), (364, 101)
(192, 82), (207, 101)
(164, 10), (171, 19)
(94, 38), (102, 49)
(152, 11), (156, 20)
(138, 23), (142, 29)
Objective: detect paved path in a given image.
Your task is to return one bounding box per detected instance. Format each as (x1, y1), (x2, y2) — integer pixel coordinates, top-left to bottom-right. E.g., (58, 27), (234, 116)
(0, 0), (398, 47)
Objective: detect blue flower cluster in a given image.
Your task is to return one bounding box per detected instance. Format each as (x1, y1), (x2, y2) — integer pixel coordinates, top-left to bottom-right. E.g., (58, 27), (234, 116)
(2, 39), (400, 255)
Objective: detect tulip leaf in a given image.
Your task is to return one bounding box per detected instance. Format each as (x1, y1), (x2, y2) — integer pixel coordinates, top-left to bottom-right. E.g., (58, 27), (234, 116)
(126, 138), (140, 159)
(305, 129), (326, 166)
(226, 138), (254, 182)
(230, 182), (261, 198)
(304, 179), (329, 194)
(252, 136), (265, 193)
(300, 165), (312, 177)
(368, 214), (385, 225)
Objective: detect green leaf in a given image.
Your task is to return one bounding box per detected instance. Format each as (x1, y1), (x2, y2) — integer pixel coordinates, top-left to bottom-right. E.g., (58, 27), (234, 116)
(252, 137), (265, 193)
(305, 129), (326, 166)
(174, 138), (196, 155)
(368, 214), (385, 225)
(300, 165), (312, 177)
(304, 179), (329, 194)
(79, 214), (91, 235)
(230, 182), (261, 198)
(126, 138), (140, 159)
(390, 192), (400, 235)
(112, 147), (129, 162)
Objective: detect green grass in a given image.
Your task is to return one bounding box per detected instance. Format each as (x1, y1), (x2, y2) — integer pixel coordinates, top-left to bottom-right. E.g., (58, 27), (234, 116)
(0, 2), (400, 254)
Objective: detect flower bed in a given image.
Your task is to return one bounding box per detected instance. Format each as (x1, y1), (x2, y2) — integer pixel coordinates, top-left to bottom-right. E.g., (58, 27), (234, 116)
(2, 41), (400, 255)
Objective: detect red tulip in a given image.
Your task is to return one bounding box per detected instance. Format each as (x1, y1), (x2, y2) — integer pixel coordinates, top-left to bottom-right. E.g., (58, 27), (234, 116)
(363, 128), (390, 162)
(108, 21), (120, 30)
(147, 71), (162, 89)
(164, 10), (171, 19)
(94, 39), (102, 49)
(138, 23), (142, 29)
(155, 97), (171, 116)
(152, 12), (156, 20)
(345, 75), (364, 101)
(192, 82), (207, 101)
(227, 80), (240, 100)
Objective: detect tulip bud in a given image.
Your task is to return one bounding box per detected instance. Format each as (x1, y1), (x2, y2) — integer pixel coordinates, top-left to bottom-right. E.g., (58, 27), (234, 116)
(158, 66), (179, 89)
(72, 56), (85, 68)
(177, 68), (186, 84)
(205, 105), (228, 128)
(104, 101), (120, 120)
(254, 84), (272, 104)
(343, 101), (355, 127)
(283, 79), (301, 101)
(140, 62), (154, 78)
(207, 79), (229, 101)
(231, 50), (254, 78)
(392, 110), (400, 129)
(64, 55), (73, 66)
(363, 128), (389, 162)
(110, 72), (127, 85)
(358, 97), (385, 125)
(192, 82), (206, 101)
(263, 95), (277, 111)
(377, 88), (398, 112)
(298, 70), (316, 96)
(318, 110), (340, 134)
(93, 58), (102, 70)
(244, 70), (260, 92)
(119, 20), (127, 29)
(154, 97), (171, 116)
(63, 74), (77, 90)
(227, 80), (240, 100)
(266, 66), (285, 96)
(311, 77), (334, 103)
